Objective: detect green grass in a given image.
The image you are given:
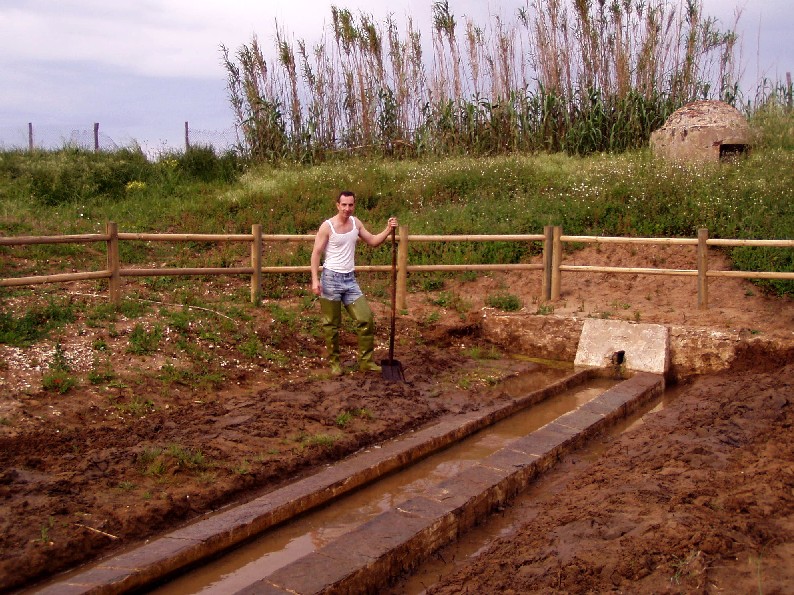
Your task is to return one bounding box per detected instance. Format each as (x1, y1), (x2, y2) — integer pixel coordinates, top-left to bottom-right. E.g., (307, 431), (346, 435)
(1, 106), (792, 299)
(0, 298), (76, 346)
(485, 293), (523, 312)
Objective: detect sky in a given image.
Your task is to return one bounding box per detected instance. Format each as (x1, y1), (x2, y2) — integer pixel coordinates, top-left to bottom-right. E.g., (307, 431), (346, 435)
(0, 0), (791, 154)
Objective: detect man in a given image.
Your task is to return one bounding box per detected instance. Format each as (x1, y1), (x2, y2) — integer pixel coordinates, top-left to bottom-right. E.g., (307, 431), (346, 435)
(311, 191), (398, 375)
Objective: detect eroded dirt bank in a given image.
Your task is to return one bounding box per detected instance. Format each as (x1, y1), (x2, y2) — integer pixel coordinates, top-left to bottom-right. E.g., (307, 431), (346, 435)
(414, 343), (794, 594)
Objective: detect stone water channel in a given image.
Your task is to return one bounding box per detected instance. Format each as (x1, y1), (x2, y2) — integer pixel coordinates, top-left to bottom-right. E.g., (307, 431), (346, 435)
(390, 388), (676, 594)
(148, 372), (622, 594)
(32, 362), (665, 594)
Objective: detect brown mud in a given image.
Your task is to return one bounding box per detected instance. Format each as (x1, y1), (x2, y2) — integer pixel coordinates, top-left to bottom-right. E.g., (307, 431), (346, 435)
(1, 243), (793, 593)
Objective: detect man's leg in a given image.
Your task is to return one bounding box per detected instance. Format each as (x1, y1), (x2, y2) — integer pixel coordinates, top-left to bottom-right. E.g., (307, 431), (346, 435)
(319, 298), (342, 375)
(345, 296), (381, 372)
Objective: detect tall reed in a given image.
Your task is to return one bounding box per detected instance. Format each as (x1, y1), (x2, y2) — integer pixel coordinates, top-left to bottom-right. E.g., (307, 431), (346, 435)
(223, 0), (749, 162)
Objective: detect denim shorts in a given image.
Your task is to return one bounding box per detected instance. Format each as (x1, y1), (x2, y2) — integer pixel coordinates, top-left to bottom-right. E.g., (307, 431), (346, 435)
(321, 269), (363, 306)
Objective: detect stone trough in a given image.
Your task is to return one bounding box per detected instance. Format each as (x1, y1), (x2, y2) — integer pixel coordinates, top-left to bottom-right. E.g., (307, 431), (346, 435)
(33, 321), (669, 594)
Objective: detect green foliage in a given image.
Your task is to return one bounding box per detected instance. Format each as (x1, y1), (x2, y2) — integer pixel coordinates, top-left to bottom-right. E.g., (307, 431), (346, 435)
(305, 433), (338, 448)
(732, 246), (794, 295)
(178, 146), (243, 183)
(335, 411), (353, 428)
(42, 343), (78, 393)
(7, 147), (151, 206)
(42, 369), (77, 394)
(1, 109), (793, 299)
(0, 298), (76, 346)
(135, 444), (207, 476)
(127, 324), (162, 355)
(113, 395), (155, 417)
(223, 1), (741, 162)
(88, 360), (115, 385)
(485, 293), (523, 312)
(159, 364), (225, 388)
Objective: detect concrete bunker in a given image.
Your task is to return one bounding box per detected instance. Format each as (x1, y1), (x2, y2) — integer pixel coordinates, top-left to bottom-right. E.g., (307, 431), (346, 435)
(650, 100), (752, 164)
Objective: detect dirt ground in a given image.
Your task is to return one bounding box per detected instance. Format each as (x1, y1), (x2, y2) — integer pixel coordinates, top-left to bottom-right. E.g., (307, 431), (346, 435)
(1, 243), (793, 593)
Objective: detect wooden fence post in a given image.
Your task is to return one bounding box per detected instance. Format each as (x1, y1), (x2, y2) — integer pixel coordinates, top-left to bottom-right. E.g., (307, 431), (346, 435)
(697, 228), (709, 309)
(28, 123), (33, 151)
(542, 225), (553, 300)
(94, 123), (100, 152)
(396, 225), (408, 311)
(185, 121), (190, 151)
(551, 225), (562, 300)
(251, 224), (262, 305)
(106, 221), (121, 305)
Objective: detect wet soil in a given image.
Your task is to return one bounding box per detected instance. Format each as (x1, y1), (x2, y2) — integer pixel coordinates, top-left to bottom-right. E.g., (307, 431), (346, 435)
(1, 243), (793, 593)
(396, 344), (794, 594)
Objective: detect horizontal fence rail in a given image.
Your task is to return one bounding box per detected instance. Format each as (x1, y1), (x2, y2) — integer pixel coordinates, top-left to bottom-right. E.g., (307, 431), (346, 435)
(1, 223), (792, 310)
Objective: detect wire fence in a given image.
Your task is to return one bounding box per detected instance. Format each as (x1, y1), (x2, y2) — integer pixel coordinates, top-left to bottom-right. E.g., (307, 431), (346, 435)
(0, 122), (241, 158)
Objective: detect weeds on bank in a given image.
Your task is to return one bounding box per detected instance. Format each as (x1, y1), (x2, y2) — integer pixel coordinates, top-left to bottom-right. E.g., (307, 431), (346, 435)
(42, 342), (77, 394)
(428, 291), (471, 316)
(670, 549), (702, 586)
(127, 324), (162, 355)
(110, 395), (155, 417)
(335, 408), (374, 428)
(291, 430), (340, 450)
(38, 517), (55, 544)
(486, 293), (522, 312)
(136, 444), (208, 477)
(0, 298), (76, 347)
(463, 345), (501, 360)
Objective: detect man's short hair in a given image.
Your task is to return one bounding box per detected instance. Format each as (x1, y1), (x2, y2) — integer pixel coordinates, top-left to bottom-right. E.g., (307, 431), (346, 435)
(337, 190), (356, 203)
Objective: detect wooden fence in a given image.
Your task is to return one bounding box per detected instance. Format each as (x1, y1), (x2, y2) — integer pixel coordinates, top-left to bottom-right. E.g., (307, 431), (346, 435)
(1, 223), (792, 310)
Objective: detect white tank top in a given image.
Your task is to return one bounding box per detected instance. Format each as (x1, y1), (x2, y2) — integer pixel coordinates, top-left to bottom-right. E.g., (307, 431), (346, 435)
(323, 217), (358, 273)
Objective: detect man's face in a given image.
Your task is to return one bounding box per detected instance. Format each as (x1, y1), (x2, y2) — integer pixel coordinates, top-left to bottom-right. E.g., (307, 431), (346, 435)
(337, 195), (355, 218)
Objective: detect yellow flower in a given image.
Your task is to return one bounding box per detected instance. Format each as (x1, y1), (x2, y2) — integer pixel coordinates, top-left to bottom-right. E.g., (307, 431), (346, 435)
(125, 180), (147, 193)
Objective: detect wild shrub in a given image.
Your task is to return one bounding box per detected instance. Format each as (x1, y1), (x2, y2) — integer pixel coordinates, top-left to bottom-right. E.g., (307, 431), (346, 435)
(486, 293), (522, 312)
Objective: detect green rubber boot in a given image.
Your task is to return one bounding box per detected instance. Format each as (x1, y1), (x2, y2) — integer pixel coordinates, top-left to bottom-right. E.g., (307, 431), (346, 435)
(345, 297), (381, 373)
(319, 298), (343, 376)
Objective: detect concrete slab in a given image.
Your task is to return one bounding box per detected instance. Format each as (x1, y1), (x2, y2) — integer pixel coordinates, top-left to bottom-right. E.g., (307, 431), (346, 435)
(574, 319), (670, 375)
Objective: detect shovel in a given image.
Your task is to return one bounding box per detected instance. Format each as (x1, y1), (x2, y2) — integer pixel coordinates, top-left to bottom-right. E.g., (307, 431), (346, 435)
(381, 227), (406, 382)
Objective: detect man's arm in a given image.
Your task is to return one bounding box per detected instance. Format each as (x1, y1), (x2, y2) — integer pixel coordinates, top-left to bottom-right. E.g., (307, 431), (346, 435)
(358, 216), (398, 248)
(310, 223), (330, 296)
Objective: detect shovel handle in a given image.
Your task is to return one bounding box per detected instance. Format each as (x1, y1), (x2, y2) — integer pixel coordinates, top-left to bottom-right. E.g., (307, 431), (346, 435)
(389, 227), (397, 361)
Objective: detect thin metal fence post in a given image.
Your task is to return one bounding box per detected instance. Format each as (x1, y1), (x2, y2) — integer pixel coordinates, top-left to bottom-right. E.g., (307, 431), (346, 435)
(251, 224), (262, 305)
(551, 226), (562, 300)
(396, 226), (408, 311)
(28, 123), (33, 151)
(697, 228), (709, 309)
(106, 221), (121, 305)
(542, 225), (553, 301)
(94, 123), (100, 152)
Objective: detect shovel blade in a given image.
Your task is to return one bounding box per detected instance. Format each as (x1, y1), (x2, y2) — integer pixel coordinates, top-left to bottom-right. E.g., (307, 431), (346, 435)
(381, 359), (406, 382)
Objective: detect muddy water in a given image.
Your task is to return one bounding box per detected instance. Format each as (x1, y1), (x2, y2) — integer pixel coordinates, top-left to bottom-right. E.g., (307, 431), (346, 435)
(151, 376), (617, 594)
